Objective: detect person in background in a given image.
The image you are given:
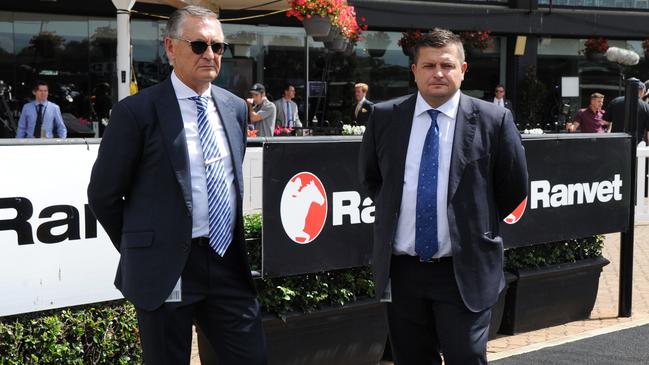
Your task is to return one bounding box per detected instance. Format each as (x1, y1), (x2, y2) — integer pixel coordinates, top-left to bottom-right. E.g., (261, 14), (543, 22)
(566, 93), (608, 133)
(246, 83), (276, 137)
(604, 81), (649, 142)
(87, 5), (267, 364)
(16, 81), (67, 138)
(492, 84), (514, 117)
(274, 84), (302, 128)
(359, 28), (528, 365)
(352, 82), (374, 126)
(92, 82), (112, 137)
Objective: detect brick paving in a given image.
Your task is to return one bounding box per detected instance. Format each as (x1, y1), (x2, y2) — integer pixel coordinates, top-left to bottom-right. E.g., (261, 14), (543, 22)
(189, 224), (649, 364)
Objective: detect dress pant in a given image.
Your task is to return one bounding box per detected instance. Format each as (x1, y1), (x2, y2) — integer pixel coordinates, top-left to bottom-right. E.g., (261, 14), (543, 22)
(135, 238), (267, 365)
(387, 255), (490, 365)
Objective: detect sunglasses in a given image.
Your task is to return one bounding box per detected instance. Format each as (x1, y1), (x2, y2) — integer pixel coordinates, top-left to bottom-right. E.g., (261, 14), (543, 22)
(175, 38), (228, 55)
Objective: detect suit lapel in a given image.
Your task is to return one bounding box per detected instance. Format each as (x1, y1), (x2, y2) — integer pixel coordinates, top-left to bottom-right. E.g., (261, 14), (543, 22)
(155, 78), (192, 212)
(448, 93), (477, 202)
(393, 94), (418, 189)
(211, 86), (244, 194)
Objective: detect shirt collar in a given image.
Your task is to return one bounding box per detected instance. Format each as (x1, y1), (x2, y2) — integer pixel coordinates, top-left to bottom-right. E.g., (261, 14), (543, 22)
(171, 70), (211, 99)
(414, 90), (460, 120)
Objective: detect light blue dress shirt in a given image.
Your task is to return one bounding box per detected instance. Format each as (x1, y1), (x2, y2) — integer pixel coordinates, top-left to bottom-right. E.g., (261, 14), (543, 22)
(16, 100), (67, 138)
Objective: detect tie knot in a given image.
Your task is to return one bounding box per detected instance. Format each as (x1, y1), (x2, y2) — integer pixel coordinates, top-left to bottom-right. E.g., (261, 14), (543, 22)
(427, 109), (440, 124)
(190, 96), (208, 111)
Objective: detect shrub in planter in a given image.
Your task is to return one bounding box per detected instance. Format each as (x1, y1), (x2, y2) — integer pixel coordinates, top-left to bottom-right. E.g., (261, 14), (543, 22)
(0, 300), (142, 364)
(200, 213), (388, 365)
(499, 235), (609, 334)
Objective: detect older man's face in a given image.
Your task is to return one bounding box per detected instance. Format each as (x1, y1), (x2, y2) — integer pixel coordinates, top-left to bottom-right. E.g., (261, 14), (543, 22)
(165, 16), (223, 93)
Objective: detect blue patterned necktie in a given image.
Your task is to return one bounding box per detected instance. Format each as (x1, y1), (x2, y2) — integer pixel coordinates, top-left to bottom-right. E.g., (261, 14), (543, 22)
(415, 109), (440, 261)
(286, 101), (292, 128)
(190, 96), (232, 256)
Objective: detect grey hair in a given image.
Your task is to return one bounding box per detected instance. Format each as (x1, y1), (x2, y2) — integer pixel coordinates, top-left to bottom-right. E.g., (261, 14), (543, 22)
(165, 5), (220, 39)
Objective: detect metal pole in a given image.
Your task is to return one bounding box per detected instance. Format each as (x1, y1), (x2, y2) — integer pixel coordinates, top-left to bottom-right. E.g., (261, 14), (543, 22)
(112, 0), (136, 101)
(619, 77), (639, 317)
(305, 35), (310, 127)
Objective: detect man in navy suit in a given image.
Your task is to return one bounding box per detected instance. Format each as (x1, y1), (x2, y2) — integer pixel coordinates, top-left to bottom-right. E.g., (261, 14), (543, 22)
(359, 28), (528, 364)
(88, 6), (266, 364)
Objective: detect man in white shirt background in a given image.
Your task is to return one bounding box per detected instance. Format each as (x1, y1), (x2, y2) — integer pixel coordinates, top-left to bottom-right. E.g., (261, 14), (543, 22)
(274, 83), (301, 128)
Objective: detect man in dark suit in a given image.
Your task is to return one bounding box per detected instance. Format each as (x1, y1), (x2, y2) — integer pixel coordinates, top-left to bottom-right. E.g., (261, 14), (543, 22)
(604, 80), (649, 142)
(352, 82), (374, 125)
(492, 84), (514, 119)
(359, 28), (528, 364)
(87, 6), (266, 364)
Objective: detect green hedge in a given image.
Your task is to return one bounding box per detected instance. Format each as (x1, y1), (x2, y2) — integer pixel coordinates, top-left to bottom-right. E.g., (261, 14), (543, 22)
(0, 301), (142, 365)
(504, 235), (604, 272)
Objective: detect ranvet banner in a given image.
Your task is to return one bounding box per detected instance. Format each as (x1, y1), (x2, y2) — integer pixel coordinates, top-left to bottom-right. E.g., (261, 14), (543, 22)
(262, 135), (632, 278)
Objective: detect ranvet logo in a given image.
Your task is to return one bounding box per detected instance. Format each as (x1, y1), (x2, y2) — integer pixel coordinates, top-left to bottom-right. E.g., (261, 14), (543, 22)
(504, 197), (527, 225)
(280, 172), (327, 244)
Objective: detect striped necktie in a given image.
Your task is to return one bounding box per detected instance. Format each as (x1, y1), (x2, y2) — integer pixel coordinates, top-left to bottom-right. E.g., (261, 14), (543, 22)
(190, 96), (232, 256)
(415, 109), (440, 261)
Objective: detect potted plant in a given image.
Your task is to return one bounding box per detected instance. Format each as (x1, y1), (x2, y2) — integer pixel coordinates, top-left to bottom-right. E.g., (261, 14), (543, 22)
(198, 213), (388, 365)
(286, 0), (343, 38)
(498, 235), (610, 335)
(581, 37), (609, 61)
(459, 30), (491, 57)
(398, 29), (423, 58)
(364, 31), (390, 58)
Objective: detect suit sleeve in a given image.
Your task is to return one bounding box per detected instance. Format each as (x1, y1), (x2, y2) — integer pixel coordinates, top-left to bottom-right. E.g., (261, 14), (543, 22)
(87, 101), (143, 250)
(494, 109), (528, 219)
(358, 108), (381, 200)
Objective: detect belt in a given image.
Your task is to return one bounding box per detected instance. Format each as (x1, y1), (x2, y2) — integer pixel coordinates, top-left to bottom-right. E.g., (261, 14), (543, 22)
(192, 237), (210, 246)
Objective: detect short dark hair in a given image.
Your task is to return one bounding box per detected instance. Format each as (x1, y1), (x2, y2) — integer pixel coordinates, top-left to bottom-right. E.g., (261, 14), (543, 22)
(495, 84), (505, 91)
(282, 84), (295, 96)
(32, 81), (48, 91)
(413, 28), (465, 63)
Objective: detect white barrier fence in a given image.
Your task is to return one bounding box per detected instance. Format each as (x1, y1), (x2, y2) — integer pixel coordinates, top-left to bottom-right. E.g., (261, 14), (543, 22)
(636, 142), (649, 222)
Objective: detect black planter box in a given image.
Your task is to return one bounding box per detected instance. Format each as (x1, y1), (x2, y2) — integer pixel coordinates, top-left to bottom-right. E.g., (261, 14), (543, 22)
(199, 299), (387, 365)
(499, 257), (610, 335)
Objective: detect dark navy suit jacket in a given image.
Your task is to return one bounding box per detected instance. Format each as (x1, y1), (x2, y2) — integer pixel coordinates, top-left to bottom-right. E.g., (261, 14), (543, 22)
(88, 78), (253, 311)
(359, 93), (528, 312)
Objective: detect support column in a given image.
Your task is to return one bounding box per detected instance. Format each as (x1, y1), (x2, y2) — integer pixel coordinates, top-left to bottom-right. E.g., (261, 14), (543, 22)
(112, 0), (136, 101)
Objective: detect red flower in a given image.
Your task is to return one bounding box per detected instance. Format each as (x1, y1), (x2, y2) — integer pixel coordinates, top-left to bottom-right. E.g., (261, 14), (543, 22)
(583, 37), (609, 54)
(459, 31), (491, 50)
(398, 30), (423, 50)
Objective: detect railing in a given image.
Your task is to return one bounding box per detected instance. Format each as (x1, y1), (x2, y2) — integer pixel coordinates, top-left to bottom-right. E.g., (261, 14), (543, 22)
(636, 142), (649, 222)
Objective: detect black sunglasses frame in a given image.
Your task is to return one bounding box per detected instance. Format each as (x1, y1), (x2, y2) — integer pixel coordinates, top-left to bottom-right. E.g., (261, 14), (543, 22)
(175, 37), (228, 55)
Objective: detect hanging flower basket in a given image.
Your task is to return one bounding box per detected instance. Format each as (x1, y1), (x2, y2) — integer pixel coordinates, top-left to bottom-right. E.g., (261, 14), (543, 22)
(367, 48), (385, 58)
(325, 36), (346, 52)
(313, 26), (339, 42)
(302, 15), (332, 37)
(398, 30), (422, 58)
(580, 37), (608, 61)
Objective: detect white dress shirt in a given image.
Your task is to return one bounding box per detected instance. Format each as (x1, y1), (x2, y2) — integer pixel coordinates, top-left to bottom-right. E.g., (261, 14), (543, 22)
(393, 90), (460, 258)
(493, 97), (504, 107)
(171, 71), (237, 239)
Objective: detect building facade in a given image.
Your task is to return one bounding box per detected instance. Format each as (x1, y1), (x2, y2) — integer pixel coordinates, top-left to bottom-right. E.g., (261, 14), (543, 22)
(1, 0), (648, 135)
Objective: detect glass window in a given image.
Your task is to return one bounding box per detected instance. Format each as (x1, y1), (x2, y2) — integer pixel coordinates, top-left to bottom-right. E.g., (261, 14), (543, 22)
(89, 19), (116, 136)
(131, 20), (168, 90)
(14, 13), (90, 121)
(539, 0), (649, 9)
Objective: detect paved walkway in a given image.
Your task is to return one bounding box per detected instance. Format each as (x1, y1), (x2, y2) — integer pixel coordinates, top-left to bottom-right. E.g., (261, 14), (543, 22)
(190, 224), (649, 364)
(488, 223), (649, 361)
